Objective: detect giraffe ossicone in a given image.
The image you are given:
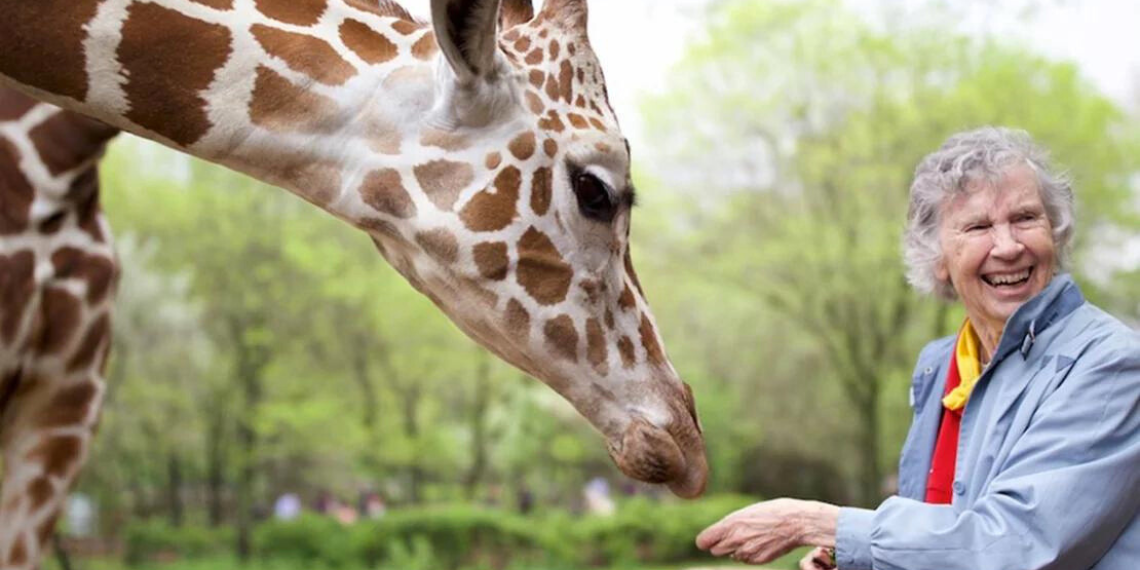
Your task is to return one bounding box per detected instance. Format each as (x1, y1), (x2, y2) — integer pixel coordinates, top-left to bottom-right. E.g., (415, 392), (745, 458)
(0, 0), (709, 564)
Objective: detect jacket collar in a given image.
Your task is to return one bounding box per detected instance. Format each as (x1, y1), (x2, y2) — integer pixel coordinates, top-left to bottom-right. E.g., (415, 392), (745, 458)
(991, 273), (1085, 364)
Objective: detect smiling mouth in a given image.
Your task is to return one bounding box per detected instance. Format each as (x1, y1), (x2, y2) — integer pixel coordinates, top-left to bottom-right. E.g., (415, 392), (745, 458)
(983, 266), (1033, 288)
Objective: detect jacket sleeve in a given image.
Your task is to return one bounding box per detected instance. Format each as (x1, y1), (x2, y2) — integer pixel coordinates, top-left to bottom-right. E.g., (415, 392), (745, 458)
(835, 342), (1140, 570)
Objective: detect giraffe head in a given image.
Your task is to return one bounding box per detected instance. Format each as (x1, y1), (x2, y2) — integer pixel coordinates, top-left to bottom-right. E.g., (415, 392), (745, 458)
(364, 0), (707, 497)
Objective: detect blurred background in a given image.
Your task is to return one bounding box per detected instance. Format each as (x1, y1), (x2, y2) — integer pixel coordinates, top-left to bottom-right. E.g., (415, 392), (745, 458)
(47, 0), (1139, 569)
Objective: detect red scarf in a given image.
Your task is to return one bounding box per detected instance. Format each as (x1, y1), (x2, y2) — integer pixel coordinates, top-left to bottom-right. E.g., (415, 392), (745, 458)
(926, 350), (964, 504)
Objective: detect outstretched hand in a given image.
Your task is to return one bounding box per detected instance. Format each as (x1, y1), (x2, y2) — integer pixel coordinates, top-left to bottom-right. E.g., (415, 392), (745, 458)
(695, 498), (840, 566)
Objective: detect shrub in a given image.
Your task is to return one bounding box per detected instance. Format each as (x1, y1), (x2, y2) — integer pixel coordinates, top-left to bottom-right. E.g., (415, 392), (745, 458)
(122, 522), (232, 566)
(253, 514), (355, 568)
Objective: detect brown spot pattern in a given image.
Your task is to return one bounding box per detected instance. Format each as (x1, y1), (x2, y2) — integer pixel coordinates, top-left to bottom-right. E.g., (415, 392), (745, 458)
(9, 539), (27, 567)
(360, 169), (415, 218)
(604, 308), (615, 330)
(538, 110), (564, 132)
(625, 251), (645, 296)
(40, 382), (97, 428)
(505, 298), (530, 343)
(544, 75), (560, 101)
(526, 48), (544, 65)
(412, 32), (438, 59)
(559, 60), (574, 101)
(253, 25), (356, 86)
(0, 0), (101, 102)
(0, 251), (34, 343)
(544, 139), (558, 157)
(36, 288), (81, 355)
(420, 128), (471, 151)
(530, 166), (552, 216)
(544, 315), (578, 362)
(191, 0), (233, 7)
(590, 118), (608, 131)
(250, 66), (340, 132)
(27, 435), (81, 477)
(29, 476), (53, 509)
(119, 3), (231, 146)
(639, 314), (666, 366)
(525, 91), (544, 114)
(414, 160), (473, 211)
(484, 152), (502, 169)
(0, 138), (33, 235)
(549, 40), (560, 60)
(586, 318), (608, 375)
(415, 229), (459, 264)
(460, 166), (521, 232)
(618, 335), (636, 368)
(340, 19), (398, 64)
(70, 169), (105, 241)
(473, 242), (509, 281)
(516, 227), (572, 305)
(508, 131), (536, 160)
(528, 70), (544, 88)
(392, 19), (421, 35)
(0, 89), (38, 121)
(567, 113), (589, 129)
(514, 37), (532, 51)
(286, 161), (341, 207)
(255, 0), (327, 26)
(51, 247), (115, 303)
(29, 111), (118, 176)
(36, 513), (61, 555)
(67, 314), (109, 373)
(618, 283), (636, 310)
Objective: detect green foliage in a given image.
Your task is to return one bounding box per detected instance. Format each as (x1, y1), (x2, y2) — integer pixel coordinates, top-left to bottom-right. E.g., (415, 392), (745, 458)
(246, 496), (757, 569)
(123, 522), (232, 566)
(637, 0), (1140, 506)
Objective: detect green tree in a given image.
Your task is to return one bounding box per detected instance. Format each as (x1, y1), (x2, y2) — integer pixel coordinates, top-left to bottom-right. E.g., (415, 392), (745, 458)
(639, 0), (1139, 505)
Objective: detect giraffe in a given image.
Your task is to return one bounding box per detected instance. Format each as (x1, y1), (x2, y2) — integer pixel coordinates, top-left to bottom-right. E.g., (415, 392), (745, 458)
(0, 0), (709, 566)
(0, 87), (118, 569)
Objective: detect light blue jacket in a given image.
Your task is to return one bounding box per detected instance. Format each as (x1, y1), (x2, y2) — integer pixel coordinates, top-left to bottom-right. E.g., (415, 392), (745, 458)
(836, 275), (1140, 570)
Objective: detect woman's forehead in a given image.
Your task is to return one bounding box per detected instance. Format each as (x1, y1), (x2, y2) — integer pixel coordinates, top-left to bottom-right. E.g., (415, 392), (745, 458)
(943, 168), (1043, 216)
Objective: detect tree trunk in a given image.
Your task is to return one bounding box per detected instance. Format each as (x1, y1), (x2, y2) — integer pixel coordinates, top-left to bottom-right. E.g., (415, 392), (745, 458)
(350, 340), (378, 429)
(235, 348), (265, 562)
(206, 410), (226, 527)
(167, 452), (184, 527)
(400, 385), (423, 504)
(463, 353), (492, 501)
(857, 379), (882, 507)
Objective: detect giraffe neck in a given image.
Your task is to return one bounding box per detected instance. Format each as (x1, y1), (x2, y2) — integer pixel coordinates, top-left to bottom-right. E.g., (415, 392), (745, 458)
(0, 0), (495, 229)
(0, 88), (118, 242)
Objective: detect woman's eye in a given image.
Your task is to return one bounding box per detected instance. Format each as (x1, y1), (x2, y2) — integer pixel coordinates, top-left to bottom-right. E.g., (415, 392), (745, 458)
(574, 172), (616, 222)
(966, 223), (990, 232)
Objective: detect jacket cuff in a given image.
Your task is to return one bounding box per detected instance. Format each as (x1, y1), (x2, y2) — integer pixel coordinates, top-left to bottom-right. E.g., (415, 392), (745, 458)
(836, 506), (874, 570)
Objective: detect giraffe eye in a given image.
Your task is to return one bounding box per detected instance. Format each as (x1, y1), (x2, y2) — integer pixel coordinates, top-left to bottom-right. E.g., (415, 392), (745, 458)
(573, 171), (616, 223)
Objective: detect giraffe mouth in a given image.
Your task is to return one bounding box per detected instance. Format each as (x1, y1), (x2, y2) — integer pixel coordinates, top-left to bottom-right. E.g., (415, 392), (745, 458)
(607, 413), (709, 499)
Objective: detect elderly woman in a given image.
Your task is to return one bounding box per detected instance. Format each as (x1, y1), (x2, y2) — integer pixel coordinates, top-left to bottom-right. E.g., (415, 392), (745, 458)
(696, 127), (1139, 569)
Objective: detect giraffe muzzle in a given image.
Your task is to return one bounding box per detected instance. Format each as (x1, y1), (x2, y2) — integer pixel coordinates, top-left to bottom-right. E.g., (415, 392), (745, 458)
(608, 414), (709, 499)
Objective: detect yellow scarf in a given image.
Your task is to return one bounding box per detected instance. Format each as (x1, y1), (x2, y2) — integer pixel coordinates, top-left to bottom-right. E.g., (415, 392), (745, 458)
(942, 319), (984, 412)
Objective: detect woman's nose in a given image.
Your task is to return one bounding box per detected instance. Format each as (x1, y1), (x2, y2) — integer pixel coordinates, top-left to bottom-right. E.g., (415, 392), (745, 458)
(990, 223), (1026, 259)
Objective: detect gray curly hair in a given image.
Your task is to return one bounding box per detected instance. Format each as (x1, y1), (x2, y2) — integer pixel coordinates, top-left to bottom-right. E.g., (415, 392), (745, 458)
(903, 127), (1075, 300)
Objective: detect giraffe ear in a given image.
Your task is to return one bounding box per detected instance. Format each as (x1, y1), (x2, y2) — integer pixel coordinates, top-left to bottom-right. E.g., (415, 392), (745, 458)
(431, 0), (503, 84)
(500, 0), (534, 28)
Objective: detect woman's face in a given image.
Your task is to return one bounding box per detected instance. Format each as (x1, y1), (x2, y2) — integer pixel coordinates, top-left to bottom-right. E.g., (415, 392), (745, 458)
(936, 163), (1057, 336)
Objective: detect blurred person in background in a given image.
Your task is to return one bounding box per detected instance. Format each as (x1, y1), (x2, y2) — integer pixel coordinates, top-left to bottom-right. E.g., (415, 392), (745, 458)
(696, 127), (1139, 570)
